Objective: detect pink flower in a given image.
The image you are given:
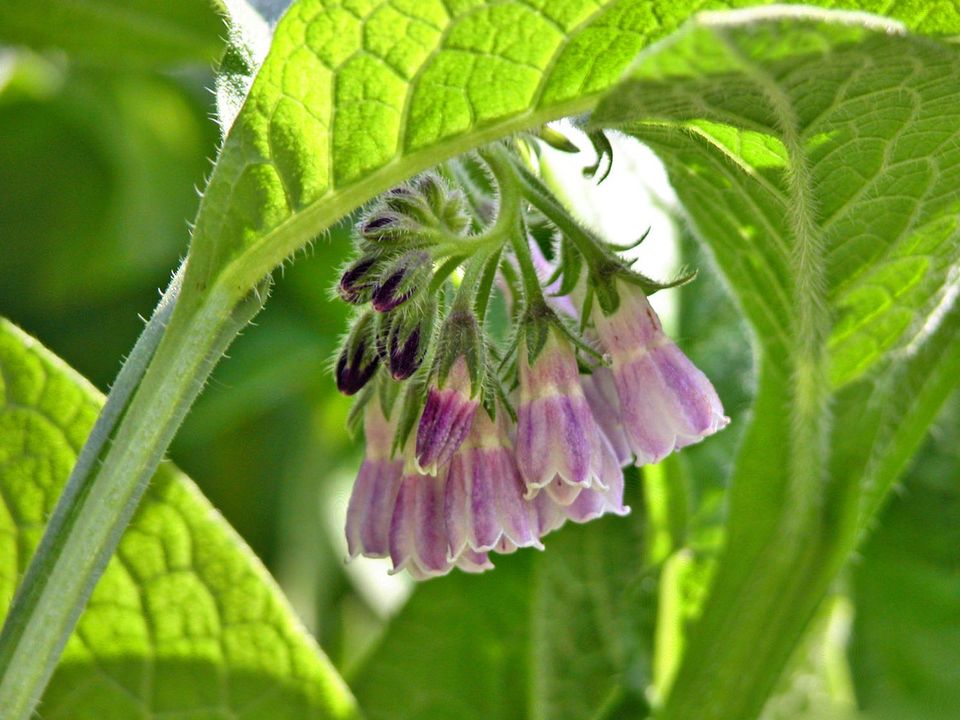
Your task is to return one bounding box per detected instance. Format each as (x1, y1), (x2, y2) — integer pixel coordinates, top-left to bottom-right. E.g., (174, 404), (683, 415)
(415, 356), (479, 474)
(580, 364), (632, 467)
(532, 437), (629, 535)
(444, 410), (542, 557)
(345, 401), (404, 558)
(516, 331), (608, 499)
(593, 283), (728, 464)
(388, 463), (495, 579)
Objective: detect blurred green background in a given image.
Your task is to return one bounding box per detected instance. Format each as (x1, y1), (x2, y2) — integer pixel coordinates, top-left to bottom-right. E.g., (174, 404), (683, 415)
(1, 12), (957, 718)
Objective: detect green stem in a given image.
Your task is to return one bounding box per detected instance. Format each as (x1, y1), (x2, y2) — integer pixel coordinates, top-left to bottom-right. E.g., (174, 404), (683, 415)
(0, 270), (266, 720)
(479, 147), (545, 306)
(511, 159), (611, 273)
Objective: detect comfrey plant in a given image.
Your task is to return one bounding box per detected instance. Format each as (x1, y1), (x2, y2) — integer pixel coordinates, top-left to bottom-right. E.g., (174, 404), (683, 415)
(2, 3), (959, 720)
(337, 143), (728, 577)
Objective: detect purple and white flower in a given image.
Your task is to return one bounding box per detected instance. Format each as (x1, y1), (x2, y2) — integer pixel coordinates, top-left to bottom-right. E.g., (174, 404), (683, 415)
(389, 462), (496, 579)
(532, 436), (629, 536)
(593, 283), (729, 464)
(345, 401), (404, 558)
(444, 410), (542, 557)
(516, 330), (608, 499)
(415, 356), (479, 474)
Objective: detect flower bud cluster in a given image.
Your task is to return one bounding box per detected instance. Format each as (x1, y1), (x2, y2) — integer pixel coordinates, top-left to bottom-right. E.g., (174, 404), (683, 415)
(337, 146), (729, 579)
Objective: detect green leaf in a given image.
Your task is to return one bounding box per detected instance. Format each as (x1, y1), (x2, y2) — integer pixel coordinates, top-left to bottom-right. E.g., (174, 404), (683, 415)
(189, 0), (960, 303)
(593, 7), (960, 719)
(0, 319), (358, 719)
(0, 0), (224, 67)
(351, 483), (653, 720)
(530, 489), (655, 720)
(351, 554), (533, 720)
(851, 397), (960, 720)
(216, 0), (273, 137)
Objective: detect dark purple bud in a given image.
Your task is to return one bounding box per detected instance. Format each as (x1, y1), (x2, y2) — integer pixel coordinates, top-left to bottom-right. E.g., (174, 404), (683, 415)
(338, 256), (379, 304)
(388, 326), (421, 380)
(361, 213), (397, 234)
(374, 299), (434, 380)
(359, 210), (415, 244)
(372, 269), (409, 312)
(335, 313), (380, 395)
(372, 251), (432, 313)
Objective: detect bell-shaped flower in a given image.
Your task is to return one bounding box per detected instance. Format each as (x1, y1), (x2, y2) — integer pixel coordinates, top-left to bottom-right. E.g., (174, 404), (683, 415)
(345, 400), (404, 558)
(531, 436), (629, 535)
(580, 365), (632, 467)
(444, 409), (542, 557)
(593, 282), (728, 464)
(415, 307), (483, 474)
(415, 356), (479, 474)
(388, 460), (495, 579)
(516, 329), (607, 497)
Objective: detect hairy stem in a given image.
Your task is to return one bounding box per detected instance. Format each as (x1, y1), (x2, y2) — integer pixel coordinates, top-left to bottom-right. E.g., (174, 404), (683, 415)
(0, 271), (267, 719)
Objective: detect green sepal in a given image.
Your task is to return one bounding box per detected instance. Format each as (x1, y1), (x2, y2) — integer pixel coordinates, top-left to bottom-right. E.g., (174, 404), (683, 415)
(582, 129), (614, 184)
(392, 370), (427, 456)
(435, 308), (485, 398)
(593, 275), (621, 315)
(376, 372), (402, 425)
(521, 302), (557, 367)
(537, 125), (580, 154)
(346, 383), (375, 439)
(607, 225), (652, 253)
(474, 246), (504, 324)
(621, 265), (698, 296)
(555, 234), (584, 296)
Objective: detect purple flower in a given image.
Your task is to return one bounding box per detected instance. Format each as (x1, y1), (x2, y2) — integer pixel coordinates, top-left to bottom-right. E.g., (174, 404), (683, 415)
(593, 283), (729, 464)
(415, 356), (479, 474)
(444, 410), (542, 557)
(532, 437), (629, 535)
(580, 364), (632, 466)
(516, 331), (607, 497)
(389, 465), (495, 579)
(345, 401), (404, 558)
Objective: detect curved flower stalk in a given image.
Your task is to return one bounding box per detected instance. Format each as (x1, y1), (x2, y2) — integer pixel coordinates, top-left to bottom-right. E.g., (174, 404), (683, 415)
(338, 144), (727, 579)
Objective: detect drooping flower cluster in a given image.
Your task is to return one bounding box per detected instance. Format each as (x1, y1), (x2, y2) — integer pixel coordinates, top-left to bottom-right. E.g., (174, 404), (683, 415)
(336, 142), (728, 579)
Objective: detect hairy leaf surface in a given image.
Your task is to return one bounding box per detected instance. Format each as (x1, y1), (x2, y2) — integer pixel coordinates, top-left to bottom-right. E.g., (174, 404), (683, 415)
(187, 0), (960, 299)
(0, 320), (357, 719)
(594, 8), (960, 719)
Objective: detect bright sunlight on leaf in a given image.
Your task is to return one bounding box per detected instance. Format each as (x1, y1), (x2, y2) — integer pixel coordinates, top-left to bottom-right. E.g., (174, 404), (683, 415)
(1, 2), (958, 720)
(0, 320), (357, 719)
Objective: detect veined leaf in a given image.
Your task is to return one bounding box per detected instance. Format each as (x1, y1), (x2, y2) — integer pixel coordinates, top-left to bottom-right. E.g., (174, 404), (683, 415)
(0, 319), (358, 719)
(0, 0), (224, 67)
(186, 0), (960, 303)
(851, 396), (960, 720)
(593, 7), (960, 719)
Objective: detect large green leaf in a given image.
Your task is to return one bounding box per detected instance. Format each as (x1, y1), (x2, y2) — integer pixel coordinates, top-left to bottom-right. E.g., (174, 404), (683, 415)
(851, 397), (960, 720)
(0, 0), (224, 67)
(185, 0), (960, 300)
(0, 319), (357, 719)
(593, 8), (960, 719)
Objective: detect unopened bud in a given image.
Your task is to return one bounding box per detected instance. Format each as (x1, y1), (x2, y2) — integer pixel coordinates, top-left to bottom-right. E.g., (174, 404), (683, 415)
(372, 250), (432, 313)
(338, 255), (380, 304)
(359, 210), (416, 244)
(336, 312), (380, 395)
(382, 301), (436, 380)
